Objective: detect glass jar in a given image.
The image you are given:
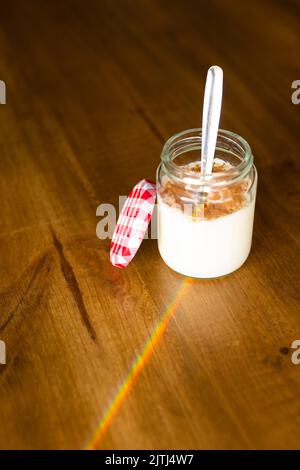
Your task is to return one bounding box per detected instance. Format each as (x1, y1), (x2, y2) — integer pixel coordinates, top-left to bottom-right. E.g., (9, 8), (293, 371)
(156, 128), (257, 278)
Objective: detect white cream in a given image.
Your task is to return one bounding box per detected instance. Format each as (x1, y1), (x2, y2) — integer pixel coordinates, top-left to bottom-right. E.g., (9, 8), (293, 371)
(157, 193), (256, 278)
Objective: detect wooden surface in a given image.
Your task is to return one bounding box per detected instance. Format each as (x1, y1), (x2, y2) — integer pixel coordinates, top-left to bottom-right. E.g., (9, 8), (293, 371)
(0, 0), (300, 450)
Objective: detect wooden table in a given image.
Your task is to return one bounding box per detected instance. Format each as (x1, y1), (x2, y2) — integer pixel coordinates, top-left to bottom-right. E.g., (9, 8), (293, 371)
(0, 0), (299, 450)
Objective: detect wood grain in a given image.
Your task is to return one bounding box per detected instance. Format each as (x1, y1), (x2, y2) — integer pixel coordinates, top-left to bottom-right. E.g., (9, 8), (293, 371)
(0, 0), (299, 450)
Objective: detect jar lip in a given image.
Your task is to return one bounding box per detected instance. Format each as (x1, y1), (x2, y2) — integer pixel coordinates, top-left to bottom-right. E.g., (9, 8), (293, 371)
(161, 128), (253, 187)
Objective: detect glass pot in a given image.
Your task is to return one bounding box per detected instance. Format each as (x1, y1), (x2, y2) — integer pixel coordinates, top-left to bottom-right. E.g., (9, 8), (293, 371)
(156, 128), (257, 278)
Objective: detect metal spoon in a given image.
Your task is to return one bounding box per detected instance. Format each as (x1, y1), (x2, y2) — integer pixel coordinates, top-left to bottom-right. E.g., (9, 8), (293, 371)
(201, 65), (223, 174)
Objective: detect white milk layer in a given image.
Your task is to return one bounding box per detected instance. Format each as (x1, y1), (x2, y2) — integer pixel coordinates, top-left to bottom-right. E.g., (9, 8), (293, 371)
(157, 195), (256, 278)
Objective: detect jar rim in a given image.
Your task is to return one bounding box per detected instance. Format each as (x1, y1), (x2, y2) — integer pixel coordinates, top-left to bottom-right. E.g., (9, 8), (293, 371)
(160, 128), (253, 187)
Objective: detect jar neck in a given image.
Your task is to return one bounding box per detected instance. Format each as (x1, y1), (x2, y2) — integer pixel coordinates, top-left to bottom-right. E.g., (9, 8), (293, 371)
(160, 128), (253, 188)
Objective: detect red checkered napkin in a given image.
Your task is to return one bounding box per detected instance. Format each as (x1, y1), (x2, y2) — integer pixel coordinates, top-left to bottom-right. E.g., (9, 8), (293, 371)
(110, 179), (157, 268)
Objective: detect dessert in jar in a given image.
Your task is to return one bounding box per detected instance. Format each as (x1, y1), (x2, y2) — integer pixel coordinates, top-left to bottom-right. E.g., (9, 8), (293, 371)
(157, 129), (257, 278)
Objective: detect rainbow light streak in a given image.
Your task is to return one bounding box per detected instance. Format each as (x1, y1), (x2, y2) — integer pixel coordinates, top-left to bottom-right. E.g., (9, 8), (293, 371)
(85, 278), (192, 450)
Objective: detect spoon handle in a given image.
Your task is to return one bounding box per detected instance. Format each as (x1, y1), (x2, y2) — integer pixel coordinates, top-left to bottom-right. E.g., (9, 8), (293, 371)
(201, 66), (223, 174)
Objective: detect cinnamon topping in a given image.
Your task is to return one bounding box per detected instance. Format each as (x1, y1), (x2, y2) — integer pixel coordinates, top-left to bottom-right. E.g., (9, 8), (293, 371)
(159, 161), (250, 220)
